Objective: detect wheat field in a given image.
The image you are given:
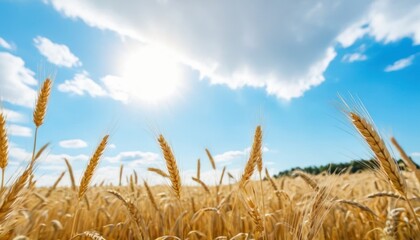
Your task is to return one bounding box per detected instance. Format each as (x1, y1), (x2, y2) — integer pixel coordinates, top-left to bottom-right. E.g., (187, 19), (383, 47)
(0, 78), (419, 240)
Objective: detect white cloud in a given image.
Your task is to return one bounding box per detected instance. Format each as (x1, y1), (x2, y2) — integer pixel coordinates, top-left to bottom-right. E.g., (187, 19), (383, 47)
(108, 144), (116, 149)
(337, 23), (370, 48)
(58, 73), (136, 103)
(9, 145), (32, 161)
(104, 150), (160, 166)
(368, 1), (420, 44)
(412, 152), (420, 157)
(33, 36), (81, 68)
(59, 139), (88, 148)
(9, 142), (89, 163)
(8, 124), (32, 137)
(42, 153), (89, 163)
(214, 146), (269, 164)
(1, 109), (27, 123)
(62, 69), (184, 104)
(384, 55), (415, 72)
(58, 71), (107, 97)
(44, 0), (420, 101)
(342, 53), (368, 62)
(0, 52), (37, 107)
(214, 149), (248, 164)
(0, 37), (14, 50)
(337, 0), (420, 47)
(46, 0), (373, 101)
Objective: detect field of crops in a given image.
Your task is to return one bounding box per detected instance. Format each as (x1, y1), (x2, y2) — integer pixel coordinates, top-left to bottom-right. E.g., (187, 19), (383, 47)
(0, 78), (419, 239)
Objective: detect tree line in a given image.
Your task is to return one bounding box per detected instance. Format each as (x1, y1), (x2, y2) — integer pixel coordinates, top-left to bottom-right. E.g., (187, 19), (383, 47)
(273, 158), (419, 178)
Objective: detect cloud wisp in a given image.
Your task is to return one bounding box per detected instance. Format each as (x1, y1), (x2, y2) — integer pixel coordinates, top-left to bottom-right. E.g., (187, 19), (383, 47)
(385, 55), (416, 72)
(34, 36), (82, 68)
(59, 139), (88, 149)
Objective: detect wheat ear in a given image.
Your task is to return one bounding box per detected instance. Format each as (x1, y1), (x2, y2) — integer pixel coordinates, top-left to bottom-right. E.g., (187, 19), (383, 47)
(119, 164), (123, 186)
(33, 78), (52, 128)
(367, 192), (403, 199)
(350, 112), (406, 195)
(158, 134), (181, 199)
(197, 158), (201, 180)
(78, 135), (109, 199)
(219, 166), (226, 186)
(0, 113), (8, 190)
(350, 112), (420, 229)
(292, 170), (319, 190)
(107, 190), (142, 227)
(246, 197), (264, 235)
(71, 231), (106, 240)
(0, 167), (31, 223)
(205, 149), (216, 170)
(192, 177), (210, 194)
(239, 125), (262, 188)
(337, 199), (377, 218)
(147, 167), (170, 178)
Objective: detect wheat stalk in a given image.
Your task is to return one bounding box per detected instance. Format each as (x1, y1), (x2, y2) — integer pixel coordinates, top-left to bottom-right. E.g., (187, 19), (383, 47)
(391, 136), (420, 182)
(64, 158), (76, 191)
(158, 134), (181, 199)
(45, 171), (66, 198)
(306, 186), (330, 240)
(78, 135), (109, 199)
(144, 181), (158, 210)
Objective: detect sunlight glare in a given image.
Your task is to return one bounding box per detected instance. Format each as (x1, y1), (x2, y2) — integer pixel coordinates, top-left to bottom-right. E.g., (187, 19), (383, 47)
(120, 45), (184, 104)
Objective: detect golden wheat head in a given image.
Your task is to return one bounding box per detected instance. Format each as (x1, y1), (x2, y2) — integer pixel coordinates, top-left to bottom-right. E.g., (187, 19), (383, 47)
(205, 149), (216, 170)
(0, 113), (8, 169)
(147, 167), (170, 178)
(349, 112), (406, 195)
(78, 135), (109, 199)
(33, 78), (52, 128)
(158, 134), (181, 199)
(239, 125), (262, 188)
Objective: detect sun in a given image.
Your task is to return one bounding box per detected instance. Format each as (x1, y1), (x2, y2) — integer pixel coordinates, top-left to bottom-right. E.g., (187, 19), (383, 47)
(119, 45), (184, 104)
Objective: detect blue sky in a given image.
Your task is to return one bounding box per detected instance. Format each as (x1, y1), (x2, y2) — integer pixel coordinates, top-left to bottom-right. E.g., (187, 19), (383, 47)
(0, 0), (419, 186)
